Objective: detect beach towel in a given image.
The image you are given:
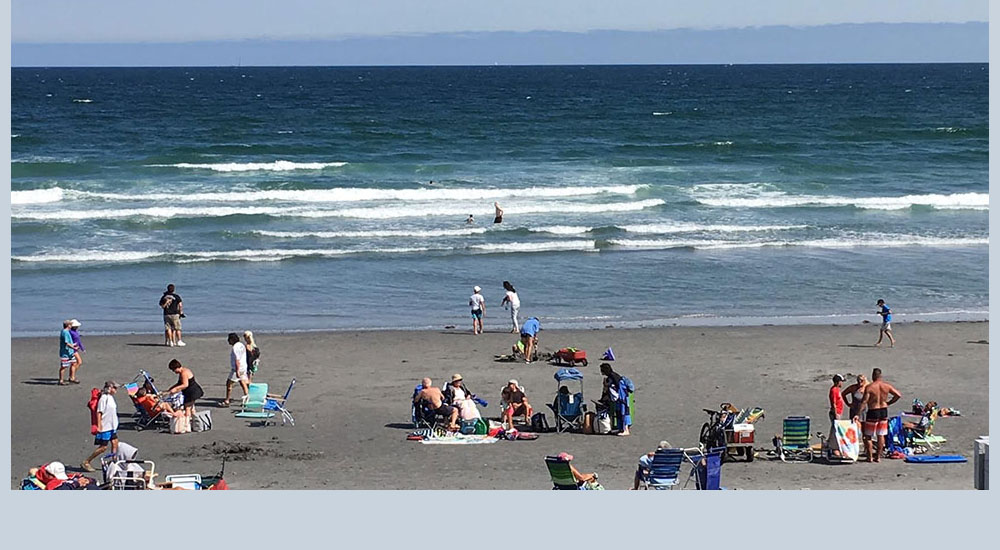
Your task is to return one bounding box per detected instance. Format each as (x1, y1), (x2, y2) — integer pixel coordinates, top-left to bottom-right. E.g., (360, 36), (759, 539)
(419, 434), (499, 445)
(834, 420), (860, 462)
(904, 455), (967, 464)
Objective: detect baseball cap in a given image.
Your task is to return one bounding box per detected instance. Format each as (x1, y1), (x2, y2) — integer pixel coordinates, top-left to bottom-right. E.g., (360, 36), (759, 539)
(104, 380), (119, 390)
(832, 374), (845, 383)
(69, 319), (81, 328)
(473, 285), (481, 293)
(45, 461), (69, 480)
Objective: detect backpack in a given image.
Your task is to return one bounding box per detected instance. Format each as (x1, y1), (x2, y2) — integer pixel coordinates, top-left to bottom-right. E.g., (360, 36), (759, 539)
(621, 376), (635, 394)
(530, 412), (550, 432)
(87, 388), (100, 435)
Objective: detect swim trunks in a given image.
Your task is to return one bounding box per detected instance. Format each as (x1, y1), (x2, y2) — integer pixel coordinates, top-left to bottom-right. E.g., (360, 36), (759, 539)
(881, 321), (891, 331)
(863, 407), (889, 436)
(94, 430), (118, 446)
(471, 309), (483, 319)
(434, 404), (455, 418)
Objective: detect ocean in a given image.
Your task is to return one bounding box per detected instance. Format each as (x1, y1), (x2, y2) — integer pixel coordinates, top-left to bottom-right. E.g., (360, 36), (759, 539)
(9, 64), (988, 337)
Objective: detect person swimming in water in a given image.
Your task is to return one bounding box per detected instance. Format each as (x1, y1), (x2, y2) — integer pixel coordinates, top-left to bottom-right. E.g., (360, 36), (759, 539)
(466, 214), (475, 224)
(493, 202), (503, 224)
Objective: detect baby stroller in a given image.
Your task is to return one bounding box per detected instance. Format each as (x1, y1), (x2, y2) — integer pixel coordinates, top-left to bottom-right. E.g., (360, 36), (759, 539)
(127, 370), (171, 431)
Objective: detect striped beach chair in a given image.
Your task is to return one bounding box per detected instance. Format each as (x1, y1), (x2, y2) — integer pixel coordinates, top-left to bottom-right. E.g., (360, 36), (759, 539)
(777, 416), (813, 462)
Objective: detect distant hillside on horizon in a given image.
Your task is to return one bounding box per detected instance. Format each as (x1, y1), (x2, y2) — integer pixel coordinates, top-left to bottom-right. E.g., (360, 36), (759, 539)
(13, 22), (987, 67)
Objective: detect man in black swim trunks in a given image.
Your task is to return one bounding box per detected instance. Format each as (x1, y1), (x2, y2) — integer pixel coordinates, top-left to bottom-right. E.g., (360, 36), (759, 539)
(413, 377), (459, 430)
(852, 368), (901, 462)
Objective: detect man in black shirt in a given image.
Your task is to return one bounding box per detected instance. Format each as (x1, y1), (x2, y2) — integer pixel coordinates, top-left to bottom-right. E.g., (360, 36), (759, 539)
(159, 284), (185, 347)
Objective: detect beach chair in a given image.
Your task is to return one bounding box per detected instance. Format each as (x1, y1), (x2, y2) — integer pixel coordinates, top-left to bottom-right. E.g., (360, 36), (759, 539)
(261, 378), (296, 426)
(776, 416), (813, 462)
(544, 455), (580, 490)
(643, 448), (685, 490)
(903, 410), (946, 451)
(548, 368), (586, 433)
(235, 383), (276, 425)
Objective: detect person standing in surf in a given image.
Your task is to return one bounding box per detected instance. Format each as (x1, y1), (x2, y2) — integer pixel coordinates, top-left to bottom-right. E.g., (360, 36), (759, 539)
(501, 281), (520, 333)
(493, 202), (504, 224)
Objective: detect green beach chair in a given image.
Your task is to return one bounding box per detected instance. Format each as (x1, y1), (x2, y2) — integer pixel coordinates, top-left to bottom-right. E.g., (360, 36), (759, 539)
(544, 456), (580, 490)
(235, 383), (276, 425)
(776, 416), (813, 462)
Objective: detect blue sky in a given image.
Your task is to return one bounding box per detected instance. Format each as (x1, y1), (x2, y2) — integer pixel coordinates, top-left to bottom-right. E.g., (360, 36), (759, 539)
(12, 0), (987, 43)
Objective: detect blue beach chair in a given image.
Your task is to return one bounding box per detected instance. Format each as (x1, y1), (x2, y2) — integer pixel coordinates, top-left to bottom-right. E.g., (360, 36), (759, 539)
(644, 448), (685, 490)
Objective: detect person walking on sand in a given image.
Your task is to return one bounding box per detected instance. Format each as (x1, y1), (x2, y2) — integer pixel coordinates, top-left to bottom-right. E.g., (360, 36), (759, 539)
(159, 284), (185, 347)
(875, 299), (895, 347)
(222, 333), (249, 407)
(853, 368), (901, 462)
(81, 380), (120, 472)
(469, 286), (486, 335)
(500, 281), (520, 333)
(244, 331), (261, 382)
(825, 374), (846, 458)
(68, 319), (85, 373)
(493, 202), (504, 224)
(58, 319), (80, 385)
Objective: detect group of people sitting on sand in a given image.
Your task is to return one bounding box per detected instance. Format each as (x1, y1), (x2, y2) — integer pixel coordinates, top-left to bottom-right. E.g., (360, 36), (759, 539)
(413, 375), (537, 432)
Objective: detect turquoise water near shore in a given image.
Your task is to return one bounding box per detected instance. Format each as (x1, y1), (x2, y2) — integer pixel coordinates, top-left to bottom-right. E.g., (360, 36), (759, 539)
(10, 64), (988, 336)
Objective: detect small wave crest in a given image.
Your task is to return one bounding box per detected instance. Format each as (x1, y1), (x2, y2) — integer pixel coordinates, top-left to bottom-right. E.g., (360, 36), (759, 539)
(620, 223), (806, 234)
(606, 235), (988, 251)
(149, 160), (349, 172)
(252, 228), (489, 239)
(11, 188), (65, 205)
(469, 240), (596, 253)
(695, 189), (988, 211)
(72, 98), (93, 103)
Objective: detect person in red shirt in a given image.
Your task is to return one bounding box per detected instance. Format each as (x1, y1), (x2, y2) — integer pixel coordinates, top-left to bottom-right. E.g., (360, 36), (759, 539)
(826, 374), (846, 458)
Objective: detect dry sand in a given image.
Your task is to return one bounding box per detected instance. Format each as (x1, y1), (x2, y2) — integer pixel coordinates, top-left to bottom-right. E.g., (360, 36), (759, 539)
(10, 321), (988, 489)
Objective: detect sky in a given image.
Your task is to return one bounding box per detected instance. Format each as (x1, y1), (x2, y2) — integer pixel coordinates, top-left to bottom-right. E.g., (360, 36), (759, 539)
(12, 0), (988, 43)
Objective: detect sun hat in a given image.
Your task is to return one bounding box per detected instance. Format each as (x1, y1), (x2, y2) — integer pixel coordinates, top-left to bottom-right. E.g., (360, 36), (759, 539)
(556, 452), (573, 461)
(473, 285), (481, 293)
(451, 373), (463, 382)
(45, 461), (69, 480)
(69, 319), (81, 327)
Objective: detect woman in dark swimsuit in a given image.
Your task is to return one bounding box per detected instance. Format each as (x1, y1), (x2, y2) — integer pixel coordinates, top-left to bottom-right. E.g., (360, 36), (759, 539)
(166, 358), (204, 417)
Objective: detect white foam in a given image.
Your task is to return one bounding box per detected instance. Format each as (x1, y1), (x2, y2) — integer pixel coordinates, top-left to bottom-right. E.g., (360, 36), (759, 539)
(607, 236), (988, 251)
(621, 223), (806, 234)
(469, 240), (596, 253)
(149, 160), (349, 172)
(253, 227), (489, 239)
(72, 98), (93, 103)
(695, 190), (989, 211)
(11, 188), (65, 205)
(12, 205), (286, 220)
(329, 199), (665, 220)
(13, 246), (439, 264)
(13, 250), (162, 263)
(652, 112), (673, 116)
(11, 134), (20, 138)
(71, 184), (646, 203)
(529, 225), (593, 235)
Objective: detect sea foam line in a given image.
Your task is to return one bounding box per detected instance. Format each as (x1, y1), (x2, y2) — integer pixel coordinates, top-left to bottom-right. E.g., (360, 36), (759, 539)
(696, 191), (989, 211)
(605, 236), (989, 250)
(21, 184), (648, 204)
(147, 160), (348, 172)
(11, 188), (65, 205)
(620, 223), (807, 234)
(252, 228), (490, 239)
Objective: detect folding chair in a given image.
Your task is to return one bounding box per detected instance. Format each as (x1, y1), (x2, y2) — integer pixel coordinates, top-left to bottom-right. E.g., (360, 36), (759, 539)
(549, 392), (586, 433)
(262, 378), (296, 426)
(235, 383), (276, 425)
(544, 455), (580, 490)
(643, 448), (685, 489)
(776, 416), (813, 462)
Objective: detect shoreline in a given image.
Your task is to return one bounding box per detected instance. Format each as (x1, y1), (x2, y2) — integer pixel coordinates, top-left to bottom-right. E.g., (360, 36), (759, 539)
(8, 312), (989, 339)
(11, 321), (987, 489)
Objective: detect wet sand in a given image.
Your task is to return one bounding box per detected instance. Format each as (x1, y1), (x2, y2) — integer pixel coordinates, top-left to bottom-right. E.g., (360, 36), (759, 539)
(10, 322), (988, 489)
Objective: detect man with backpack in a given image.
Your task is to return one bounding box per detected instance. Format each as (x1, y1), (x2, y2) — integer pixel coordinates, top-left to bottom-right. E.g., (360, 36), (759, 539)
(81, 380), (120, 472)
(159, 283), (185, 347)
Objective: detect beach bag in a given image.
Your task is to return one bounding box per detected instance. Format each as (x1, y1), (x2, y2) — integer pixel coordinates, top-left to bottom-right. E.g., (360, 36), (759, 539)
(87, 388), (100, 435)
(191, 410), (213, 432)
(170, 414), (191, 434)
(474, 417), (489, 435)
(530, 412), (549, 432)
(459, 399), (481, 420)
(460, 419), (478, 435)
(595, 412), (612, 435)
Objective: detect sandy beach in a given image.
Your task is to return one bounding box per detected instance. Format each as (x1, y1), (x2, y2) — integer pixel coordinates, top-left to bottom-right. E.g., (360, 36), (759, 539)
(10, 321), (987, 490)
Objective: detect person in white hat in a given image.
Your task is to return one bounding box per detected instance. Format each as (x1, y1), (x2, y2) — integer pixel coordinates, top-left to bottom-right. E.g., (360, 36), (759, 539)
(469, 285), (486, 335)
(501, 379), (533, 429)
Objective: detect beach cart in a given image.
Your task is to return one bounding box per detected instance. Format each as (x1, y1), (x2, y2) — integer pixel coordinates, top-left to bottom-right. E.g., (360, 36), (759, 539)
(551, 347), (588, 367)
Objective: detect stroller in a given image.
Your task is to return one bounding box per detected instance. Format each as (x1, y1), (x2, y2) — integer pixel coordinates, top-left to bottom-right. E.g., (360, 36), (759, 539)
(127, 370), (171, 431)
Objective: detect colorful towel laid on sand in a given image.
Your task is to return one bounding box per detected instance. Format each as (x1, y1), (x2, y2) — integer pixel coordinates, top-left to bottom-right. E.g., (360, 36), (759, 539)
(419, 434), (499, 445)
(834, 420), (860, 462)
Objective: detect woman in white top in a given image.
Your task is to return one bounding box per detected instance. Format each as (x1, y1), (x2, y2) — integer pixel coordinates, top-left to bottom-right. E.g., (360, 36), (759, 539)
(501, 281), (520, 333)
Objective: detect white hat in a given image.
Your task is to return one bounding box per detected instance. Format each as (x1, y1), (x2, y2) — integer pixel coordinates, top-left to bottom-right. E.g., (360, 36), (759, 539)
(45, 461), (69, 480)
(473, 286), (481, 293)
(508, 379), (518, 386)
(69, 319), (81, 327)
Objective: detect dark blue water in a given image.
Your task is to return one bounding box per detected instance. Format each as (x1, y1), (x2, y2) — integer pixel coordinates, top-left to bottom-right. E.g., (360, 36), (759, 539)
(10, 64), (988, 336)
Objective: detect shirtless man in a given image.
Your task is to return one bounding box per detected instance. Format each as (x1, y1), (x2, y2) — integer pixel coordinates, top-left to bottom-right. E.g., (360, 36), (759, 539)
(413, 377), (460, 430)
(852, 368), (901, 462)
